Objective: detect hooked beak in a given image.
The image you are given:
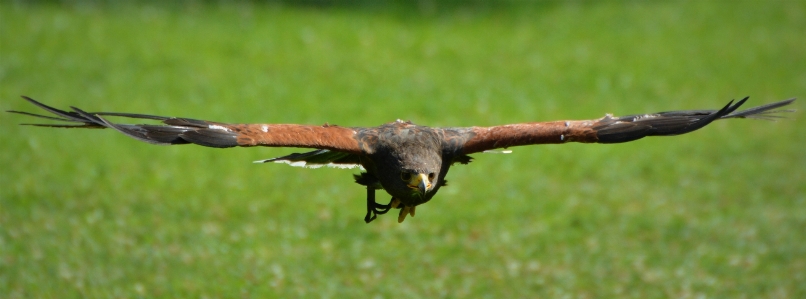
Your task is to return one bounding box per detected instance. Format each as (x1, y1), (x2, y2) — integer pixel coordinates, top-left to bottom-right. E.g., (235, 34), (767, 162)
(408, 173), (432, 198)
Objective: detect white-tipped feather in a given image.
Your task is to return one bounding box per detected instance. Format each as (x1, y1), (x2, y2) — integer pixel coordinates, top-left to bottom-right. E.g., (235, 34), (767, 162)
(483, 150), (513, 154)
(208, 124), (231, 132)
(253, 158), (364, 170)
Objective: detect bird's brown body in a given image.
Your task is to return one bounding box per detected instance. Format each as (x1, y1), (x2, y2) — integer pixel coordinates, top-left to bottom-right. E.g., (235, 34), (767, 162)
(9, 96), (795, 223)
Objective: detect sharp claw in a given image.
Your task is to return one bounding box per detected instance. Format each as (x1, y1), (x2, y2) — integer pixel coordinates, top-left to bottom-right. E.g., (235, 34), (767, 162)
(398, 206), (409, 223)
(409, 206), (416, 217)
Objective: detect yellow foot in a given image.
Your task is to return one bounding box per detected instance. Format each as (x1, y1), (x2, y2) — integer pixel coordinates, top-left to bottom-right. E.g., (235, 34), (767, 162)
(397, 205), (417, 223)
(398, 206), (409, 223)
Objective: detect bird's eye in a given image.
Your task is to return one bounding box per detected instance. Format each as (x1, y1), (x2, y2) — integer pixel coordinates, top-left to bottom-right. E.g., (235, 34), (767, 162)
(428, 173), (436, 180)
(400, 172), (412, 181)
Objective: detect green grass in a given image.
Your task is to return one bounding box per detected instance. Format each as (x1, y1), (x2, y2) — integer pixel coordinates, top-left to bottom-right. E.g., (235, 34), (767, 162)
(1, 1), (805, 298)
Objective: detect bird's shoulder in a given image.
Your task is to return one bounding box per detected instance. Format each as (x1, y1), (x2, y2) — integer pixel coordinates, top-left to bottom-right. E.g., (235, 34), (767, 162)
(355, 120), (448, 153)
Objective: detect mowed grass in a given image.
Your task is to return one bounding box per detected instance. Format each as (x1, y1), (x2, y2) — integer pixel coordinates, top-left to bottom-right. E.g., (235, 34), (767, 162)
(1, 1), (804, 298)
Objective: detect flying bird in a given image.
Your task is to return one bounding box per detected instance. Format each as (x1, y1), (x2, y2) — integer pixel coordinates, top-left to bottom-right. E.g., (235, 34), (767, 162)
(9, 96), (795, 223)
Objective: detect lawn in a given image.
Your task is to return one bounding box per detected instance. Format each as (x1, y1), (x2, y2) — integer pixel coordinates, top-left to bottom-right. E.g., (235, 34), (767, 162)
(1, 1), (804, 298)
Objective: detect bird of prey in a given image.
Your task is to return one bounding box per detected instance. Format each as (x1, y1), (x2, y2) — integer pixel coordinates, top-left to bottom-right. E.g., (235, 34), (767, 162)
(9, 96), (795, 223)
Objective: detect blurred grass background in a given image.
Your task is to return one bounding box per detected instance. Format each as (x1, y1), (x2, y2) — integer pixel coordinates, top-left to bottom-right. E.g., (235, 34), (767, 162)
(1, 1), (804, 298)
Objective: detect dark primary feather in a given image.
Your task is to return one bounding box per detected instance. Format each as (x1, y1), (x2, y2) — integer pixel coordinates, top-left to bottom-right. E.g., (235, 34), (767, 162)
(593, 97), (744, 143)
(8, 96), (108, 128)
(7, 96), (235, 146)
(594, 97), (796, 143)
(723, 98), (796, 120)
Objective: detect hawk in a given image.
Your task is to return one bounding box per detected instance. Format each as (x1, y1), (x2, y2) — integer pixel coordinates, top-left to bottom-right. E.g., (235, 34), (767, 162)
(9, 96), (795, 223)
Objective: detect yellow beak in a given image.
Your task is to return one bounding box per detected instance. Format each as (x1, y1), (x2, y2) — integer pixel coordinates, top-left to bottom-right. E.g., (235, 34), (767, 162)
(408, 173), (432, 196)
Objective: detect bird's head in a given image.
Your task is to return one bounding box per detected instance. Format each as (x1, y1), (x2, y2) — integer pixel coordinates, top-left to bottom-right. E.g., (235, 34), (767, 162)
(397, 169), (437, 201)
(374, 148), (443, 207)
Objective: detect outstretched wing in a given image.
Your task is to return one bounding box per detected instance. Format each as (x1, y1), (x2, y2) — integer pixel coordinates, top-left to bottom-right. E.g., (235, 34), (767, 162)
(9, 96), (365, 157)
(447, 97), (795, 155)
